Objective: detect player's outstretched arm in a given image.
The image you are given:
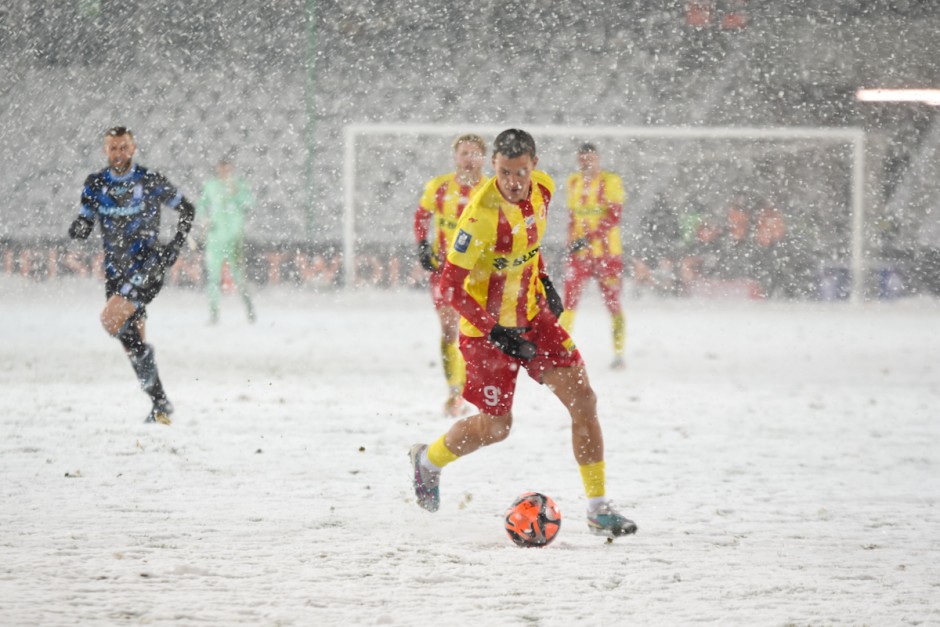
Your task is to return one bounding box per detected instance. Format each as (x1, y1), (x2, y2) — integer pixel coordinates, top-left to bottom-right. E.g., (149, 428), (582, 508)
(118, 195), (195, 301)
(592, 202), (623, 237)
(158, 196), (196, 269)
(441, 262), (491, 331)
(71, 175), (99, 240)
(414, 206), (436, 271)
(175, 196), (196, 244)
(441, 261), (536, 361)
(413, 206), (432, 243)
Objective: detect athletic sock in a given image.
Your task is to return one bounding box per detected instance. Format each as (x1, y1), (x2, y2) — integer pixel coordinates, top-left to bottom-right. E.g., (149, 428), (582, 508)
(611, 312), (625, 356)
(117, 320), (146, 357)
(440, 338), (464, 390)
(118, 325), (168, 406)
(452, 341), (465, 390)
(424, 435), (459, 470)
(579, 460), (606, 500)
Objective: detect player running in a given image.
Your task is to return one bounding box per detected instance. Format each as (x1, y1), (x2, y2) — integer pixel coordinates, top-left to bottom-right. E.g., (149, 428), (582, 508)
(68, 126), (195, 425)
(198, 156), (256, 325)
(560, 143), (628, 369)
(413, 134), (487, 416)
(409, 129), (637, 539)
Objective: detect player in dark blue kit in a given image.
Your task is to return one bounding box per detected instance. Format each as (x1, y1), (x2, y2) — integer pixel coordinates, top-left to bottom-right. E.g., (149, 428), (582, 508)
(68, 127), (195, 425)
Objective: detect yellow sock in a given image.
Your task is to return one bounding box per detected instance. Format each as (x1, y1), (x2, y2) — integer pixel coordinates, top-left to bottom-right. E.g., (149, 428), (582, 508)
(612, 312), (625, 356)
(441, 339), (465, 389)
(446, 340), (464, 389)
(579, 460), (606, 499)
(427, 435), (459, 468)
(440, 338), (453, 384)
(559, 309), (576, 334)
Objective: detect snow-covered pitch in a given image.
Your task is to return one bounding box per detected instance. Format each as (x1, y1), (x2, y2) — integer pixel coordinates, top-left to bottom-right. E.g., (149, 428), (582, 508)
(2, 276), (938, 625)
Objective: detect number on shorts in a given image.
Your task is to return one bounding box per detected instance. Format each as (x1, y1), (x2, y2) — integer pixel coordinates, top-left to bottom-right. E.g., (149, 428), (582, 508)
(483, 385), (500, 407)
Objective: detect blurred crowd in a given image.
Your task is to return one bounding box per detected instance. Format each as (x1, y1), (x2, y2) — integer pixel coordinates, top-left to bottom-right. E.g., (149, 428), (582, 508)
(635, 192), (819, 299)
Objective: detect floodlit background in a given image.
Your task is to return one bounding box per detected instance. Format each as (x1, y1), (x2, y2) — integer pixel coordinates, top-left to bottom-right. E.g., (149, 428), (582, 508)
(2, 2), (940, 298)
(1, 2), (939, 624)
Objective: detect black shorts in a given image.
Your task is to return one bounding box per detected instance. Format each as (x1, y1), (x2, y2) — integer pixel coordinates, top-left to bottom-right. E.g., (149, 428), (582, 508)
(105, 275), (163, 307)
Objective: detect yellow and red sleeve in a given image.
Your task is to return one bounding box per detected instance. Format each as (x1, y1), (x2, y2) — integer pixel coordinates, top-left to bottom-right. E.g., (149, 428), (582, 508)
(414, 205), (432, 243)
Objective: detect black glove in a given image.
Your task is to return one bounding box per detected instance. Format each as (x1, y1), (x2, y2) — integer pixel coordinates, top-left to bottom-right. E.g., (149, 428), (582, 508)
(541, 276), (564, 318)
(488, 325), (536, 361)
(158, 242), (181, 269)
(568, 238), (589, 255)
(417, 240), (436, 272)
(68, 217), (93, 240)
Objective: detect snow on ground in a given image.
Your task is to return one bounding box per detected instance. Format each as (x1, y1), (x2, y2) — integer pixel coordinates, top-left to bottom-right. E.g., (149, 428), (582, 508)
(1, 275), (938, 626)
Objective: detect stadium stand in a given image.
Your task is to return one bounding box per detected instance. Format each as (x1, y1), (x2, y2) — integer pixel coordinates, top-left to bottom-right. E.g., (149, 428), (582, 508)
(0, 2), (937, 296)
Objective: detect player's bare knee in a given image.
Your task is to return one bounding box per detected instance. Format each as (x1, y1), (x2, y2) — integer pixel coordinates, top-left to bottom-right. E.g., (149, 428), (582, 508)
(100, 310), (121, 336)
(568, 381), (597, 417)
(481, 413), (512, 444)
(580, 386), (598, 412)
(550, 377), (596, 413)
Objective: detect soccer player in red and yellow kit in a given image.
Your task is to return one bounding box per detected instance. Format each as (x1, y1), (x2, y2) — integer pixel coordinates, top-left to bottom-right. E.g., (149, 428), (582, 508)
(560, 143), (627, 369)
(414, 134), (487, 416)
(409, 129), (637, 539)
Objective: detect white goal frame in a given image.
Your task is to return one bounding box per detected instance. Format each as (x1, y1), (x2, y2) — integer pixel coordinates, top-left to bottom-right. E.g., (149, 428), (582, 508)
(343, 123), (866, 300)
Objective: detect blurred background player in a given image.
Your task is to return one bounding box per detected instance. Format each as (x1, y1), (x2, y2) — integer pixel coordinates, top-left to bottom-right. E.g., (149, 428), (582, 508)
(198, 156), (256, 325)
(68, 126), (195, 424)
(560, 143), (627, 369)
(409, 129), (637, 539)
(413, 134), (487, 416)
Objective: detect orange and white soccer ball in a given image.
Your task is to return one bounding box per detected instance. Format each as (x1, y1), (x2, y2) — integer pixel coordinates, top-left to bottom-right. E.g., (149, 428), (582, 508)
(504, 492), (562, 547)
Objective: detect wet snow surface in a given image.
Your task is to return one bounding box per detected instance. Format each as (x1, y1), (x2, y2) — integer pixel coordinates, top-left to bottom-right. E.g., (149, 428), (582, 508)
(1, 276), (938, 625)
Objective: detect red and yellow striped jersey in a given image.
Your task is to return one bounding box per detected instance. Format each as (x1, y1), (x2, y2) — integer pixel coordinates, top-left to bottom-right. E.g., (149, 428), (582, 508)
(565, 170), (625, 258)
(446, 171), (555, 337)
(414, 173), (486, 269)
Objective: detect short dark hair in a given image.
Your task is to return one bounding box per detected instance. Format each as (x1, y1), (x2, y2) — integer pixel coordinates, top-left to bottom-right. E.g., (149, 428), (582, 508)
(578, 142), (597, 154)
(493, 128), (536, 159)
(105, 126), (134, 140)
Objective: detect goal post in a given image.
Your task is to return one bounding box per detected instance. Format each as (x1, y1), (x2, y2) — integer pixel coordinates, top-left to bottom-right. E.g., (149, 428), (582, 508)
(342, 123), (866, 300)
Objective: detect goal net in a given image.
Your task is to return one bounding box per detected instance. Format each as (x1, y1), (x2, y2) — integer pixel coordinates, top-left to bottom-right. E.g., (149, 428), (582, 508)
(342, 123), (865, 300)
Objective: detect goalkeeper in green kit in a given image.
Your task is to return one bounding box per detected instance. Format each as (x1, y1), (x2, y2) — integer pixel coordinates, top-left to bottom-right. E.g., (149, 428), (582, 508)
(198, 157), (256, 324)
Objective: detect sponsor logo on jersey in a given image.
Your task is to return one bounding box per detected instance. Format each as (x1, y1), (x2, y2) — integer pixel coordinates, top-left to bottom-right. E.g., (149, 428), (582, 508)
(492, 246), (540, 271)
(574, 206), (606, 217)
(454, 229), (472, 253)
(438, 217), (459, 231)
(97, 203), (144, 217)
(98, 181), (146, 217)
